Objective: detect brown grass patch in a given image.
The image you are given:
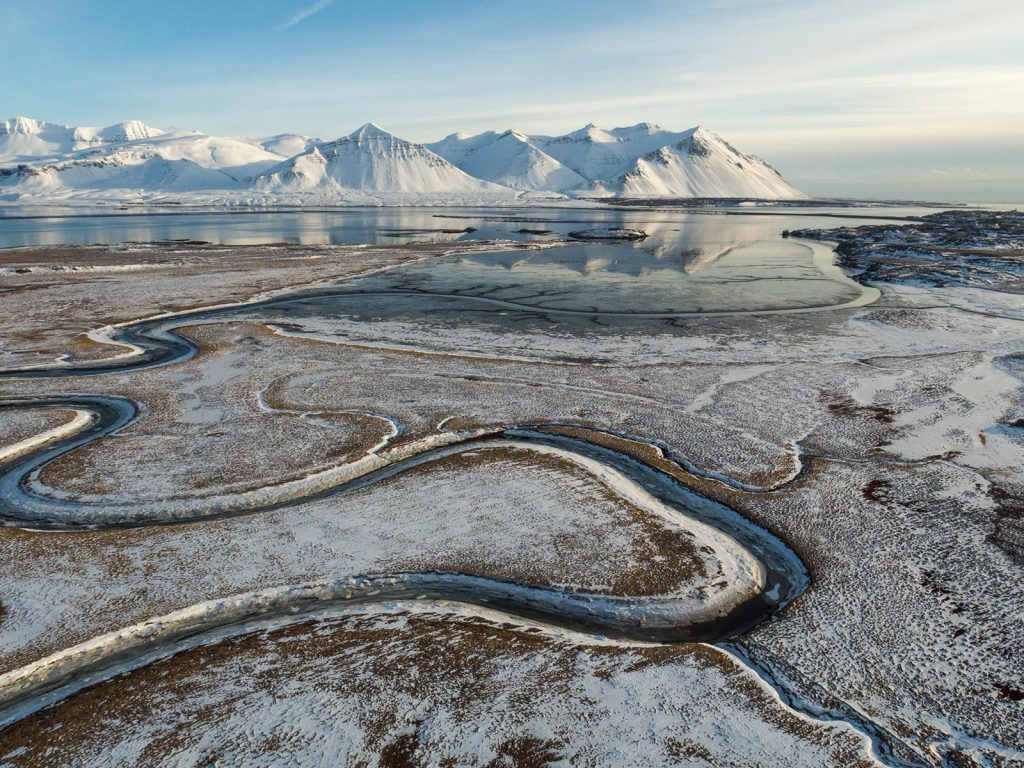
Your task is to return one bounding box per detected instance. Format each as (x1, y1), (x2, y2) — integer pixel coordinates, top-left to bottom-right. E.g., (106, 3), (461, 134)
(0, 614), (873, 768)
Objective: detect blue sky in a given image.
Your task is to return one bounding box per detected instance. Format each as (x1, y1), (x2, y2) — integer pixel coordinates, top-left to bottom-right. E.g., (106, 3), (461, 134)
(2, 0), (1022, 200)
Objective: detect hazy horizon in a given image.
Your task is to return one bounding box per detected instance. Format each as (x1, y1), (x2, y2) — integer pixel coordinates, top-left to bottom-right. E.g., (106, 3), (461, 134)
(3, 0), (1022, 201)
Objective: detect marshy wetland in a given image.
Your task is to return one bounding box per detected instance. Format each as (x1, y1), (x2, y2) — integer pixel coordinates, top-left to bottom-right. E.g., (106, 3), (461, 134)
(0, 206), (1022, 766)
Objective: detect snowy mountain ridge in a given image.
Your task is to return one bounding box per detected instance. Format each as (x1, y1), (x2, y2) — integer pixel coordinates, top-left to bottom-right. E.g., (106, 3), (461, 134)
(430, 123), (804, 199)
(255, 123), (504, 196)
(0, 117), (166, 164)
(0, 116), (805, 204)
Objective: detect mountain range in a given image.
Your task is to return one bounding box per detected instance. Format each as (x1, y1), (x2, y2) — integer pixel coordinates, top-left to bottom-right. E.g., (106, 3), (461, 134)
(0, 117), (805, 205)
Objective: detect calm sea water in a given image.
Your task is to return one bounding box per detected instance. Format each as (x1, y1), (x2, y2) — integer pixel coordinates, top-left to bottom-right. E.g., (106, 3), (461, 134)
(0, 205), (935, 249)
(0, 205), (933, 315)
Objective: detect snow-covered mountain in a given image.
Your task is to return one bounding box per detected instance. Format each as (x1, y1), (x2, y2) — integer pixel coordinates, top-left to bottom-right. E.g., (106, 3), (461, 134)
(0, 150), (241, 196)
(426, 123), (698, 192)
(595, 126), (804, 199)
(0, 122), (301, 201)
(126, 132), (288, 179)
(254, 123), (504, 196)
(0, 116), (805, 204)
(432, 122), (803, 199)
(532, 122), (690, 182)
(428, 130), (587, 192)
(0, 117), (165, 164)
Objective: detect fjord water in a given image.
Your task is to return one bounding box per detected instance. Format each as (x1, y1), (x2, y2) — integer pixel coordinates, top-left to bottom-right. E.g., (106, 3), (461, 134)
(0, 205), (928, 249)
(0, 206), (911, 314)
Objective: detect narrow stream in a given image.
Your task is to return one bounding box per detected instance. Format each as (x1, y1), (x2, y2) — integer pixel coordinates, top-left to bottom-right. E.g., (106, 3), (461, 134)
(0, 391), (808, 725)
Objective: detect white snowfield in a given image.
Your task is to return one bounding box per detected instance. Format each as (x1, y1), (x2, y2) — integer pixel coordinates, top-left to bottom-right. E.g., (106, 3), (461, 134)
(0, 117), (805, 205)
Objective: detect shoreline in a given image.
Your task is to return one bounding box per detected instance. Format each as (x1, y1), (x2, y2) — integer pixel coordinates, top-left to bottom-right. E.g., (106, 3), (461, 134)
(0, 198), (979, 223)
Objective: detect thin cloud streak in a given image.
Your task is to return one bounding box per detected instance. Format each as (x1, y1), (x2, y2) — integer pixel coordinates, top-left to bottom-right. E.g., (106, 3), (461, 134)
(284, 0), (333, 29)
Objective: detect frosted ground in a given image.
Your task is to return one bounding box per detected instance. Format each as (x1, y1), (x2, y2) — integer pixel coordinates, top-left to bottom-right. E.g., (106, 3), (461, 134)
(0, 207), (1021, 766)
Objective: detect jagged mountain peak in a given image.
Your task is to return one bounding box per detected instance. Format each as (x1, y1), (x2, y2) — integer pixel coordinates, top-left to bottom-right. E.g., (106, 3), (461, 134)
(498, 129), (530, 142)
(348, 122), (394, 140)
(685, 125), (722, 145)
(604, 125), (803, 198)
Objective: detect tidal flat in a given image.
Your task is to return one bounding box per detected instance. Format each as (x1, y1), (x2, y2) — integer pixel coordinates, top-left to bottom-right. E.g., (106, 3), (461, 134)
(0, 207), (1021, 767)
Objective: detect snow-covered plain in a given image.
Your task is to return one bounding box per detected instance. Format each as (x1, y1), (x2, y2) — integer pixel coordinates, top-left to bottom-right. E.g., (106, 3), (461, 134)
(0, 610), (878, 768)
(0, 116), (805, 206)
(0, 210), (1022, 765)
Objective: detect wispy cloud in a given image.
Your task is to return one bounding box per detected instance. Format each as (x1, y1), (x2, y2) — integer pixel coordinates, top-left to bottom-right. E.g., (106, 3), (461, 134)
(284, 0), (333, 29)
